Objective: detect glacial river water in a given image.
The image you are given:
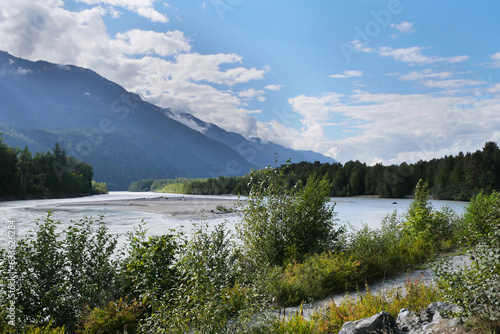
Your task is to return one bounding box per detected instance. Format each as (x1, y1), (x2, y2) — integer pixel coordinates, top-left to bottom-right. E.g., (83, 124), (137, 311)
(0, 192), (468, 251)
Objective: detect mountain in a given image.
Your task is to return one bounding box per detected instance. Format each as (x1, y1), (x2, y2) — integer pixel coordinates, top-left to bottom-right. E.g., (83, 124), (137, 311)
(171, 112), (335, 167)
(0, 51), (335, 189)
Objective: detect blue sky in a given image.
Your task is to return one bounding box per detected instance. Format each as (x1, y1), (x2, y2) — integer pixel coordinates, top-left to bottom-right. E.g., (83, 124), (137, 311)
(1, 0), (500, 164)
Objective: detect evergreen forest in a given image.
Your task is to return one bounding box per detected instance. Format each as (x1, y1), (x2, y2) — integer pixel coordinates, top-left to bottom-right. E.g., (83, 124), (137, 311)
(0, 138), (104, 198)
(130, 141), (500, 201)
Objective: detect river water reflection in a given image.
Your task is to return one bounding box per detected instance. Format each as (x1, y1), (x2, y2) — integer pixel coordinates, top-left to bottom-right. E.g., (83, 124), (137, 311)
(0, 192), (468, 250)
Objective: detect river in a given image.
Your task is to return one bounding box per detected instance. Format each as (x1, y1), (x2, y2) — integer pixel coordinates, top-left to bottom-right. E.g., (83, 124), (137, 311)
(0, 192), (468, 250)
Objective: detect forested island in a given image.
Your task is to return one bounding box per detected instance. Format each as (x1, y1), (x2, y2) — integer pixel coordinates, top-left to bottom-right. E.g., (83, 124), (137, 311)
(130, 141), (500, 201)
(0, 138), (107, 199)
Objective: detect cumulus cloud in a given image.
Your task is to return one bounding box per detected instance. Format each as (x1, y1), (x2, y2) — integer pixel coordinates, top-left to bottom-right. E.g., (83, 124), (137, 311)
(329, 70), (363, 79)
(264, 84), (283, 91)
(491, 52), (500, 67)
(76, 0), (168, 22)
(390, 21), (414, 34)
(238, 88), (266, 102)
(113, 30), (191, 56)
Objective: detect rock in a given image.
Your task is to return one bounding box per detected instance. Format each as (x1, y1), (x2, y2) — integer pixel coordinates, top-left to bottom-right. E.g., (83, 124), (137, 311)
(396, 308), (420, 333)
(340, 302), (463, 334)
(339, 311), (397, 334)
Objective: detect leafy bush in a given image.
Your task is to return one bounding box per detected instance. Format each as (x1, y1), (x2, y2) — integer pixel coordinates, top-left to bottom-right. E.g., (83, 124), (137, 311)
(118, 224), (181, 301)
(404, 179), (456, 243)
(0, 213), (118, 331)
(436, 192), (500, 331)
(274, 252), (364, 306)
(91, 180), (108, 194)
(459, 190), (500, 247)
(238, 166), (345, 267)
(78, 298), (145, 334)
(140, 222), (267, 334)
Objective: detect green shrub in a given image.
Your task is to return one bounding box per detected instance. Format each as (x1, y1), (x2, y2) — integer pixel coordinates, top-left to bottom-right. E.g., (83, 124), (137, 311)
(459, 190), (500, 247)
(238, 165), (345, 267)
(0, 213), (118, 330)
(91, 181), (108, 194)
(118, 224), (180, 301)
(404, 179), (456, 244)
(274, 252), (364, 306)
(78, 298), (145, 334)
(140, 222), (267, 333)
(436, 192), (500, 331)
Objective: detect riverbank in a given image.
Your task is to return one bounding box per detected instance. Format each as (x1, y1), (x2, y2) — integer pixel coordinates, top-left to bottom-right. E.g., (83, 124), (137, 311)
(53, 195), (240, 220)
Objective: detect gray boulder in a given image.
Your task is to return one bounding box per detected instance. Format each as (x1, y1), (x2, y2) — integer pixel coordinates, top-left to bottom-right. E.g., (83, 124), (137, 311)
(339, 311), (398, 334)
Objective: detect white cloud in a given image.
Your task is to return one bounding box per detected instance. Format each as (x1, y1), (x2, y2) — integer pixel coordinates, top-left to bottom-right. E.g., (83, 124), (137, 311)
(378, 46), (469, 65)
(113, 29), (191, 56)
(76, 0), (168, 22)
(398, 69), (453, 81)
(283, 90), (500, 164)
(238, 88), (266, 102)
(423, 79), (484, 89)
(329, 70), (363, 79)
(396, 69), (484, 89)
(353, 42), (470, 66)
(390, 22), (414, 34)
(491, 52), (500, 67)
(264, 84), (283, 91)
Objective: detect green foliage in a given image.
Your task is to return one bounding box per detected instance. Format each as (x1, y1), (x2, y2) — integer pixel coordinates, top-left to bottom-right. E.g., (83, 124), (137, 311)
(23, 321), (66, 334)
(404, 180), (457, 244)
(78, 298), (145, 334)
(270, 184), (462, 308)
(436, 191), (500, 331)
(0, 213), (118, 330)
(274, 253), (365, 306)
(91, 180), (108, 194)
(0, 138), (95, 197)
(140, 222), (266, 333)
(128, 178), (154, 192)
(459, 190), (500, 247)
(238, 165), (344, 267)
(119, 225), (180, 301)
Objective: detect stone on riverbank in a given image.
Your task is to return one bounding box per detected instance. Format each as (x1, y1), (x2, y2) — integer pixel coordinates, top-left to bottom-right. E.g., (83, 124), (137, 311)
(339, 302), (463, 334)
